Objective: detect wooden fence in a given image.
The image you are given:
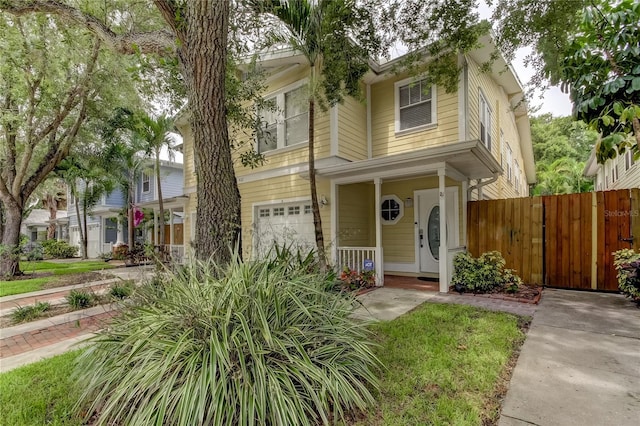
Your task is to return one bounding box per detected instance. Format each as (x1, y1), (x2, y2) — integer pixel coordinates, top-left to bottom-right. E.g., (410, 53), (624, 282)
(467, 188), (639, 291)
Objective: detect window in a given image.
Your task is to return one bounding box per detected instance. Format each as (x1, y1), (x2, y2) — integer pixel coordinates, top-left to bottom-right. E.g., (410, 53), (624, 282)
(304, 205), (312, 214)
(288, 206), (300, 215)
(506, 144), (513, 184)
(479, 92), (492, 150)
(273, 207), (285, 217)
(395, 78), (436, 132)
(514, 161), (520, 194)
(625, 150), (636, 171)
(257, 83), (309, 153)
(500, 130), (505, 169)
(142, 172), (150, 193)
(380, 195), (404, 225)
(259, 208), (270, 218)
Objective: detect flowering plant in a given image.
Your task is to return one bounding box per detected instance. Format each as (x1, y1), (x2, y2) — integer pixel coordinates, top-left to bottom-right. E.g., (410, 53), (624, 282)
(339, 267), (376, 291)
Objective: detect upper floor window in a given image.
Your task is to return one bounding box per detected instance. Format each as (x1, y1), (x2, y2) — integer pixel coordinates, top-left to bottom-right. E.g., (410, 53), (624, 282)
(514, 161), (520, 194)
(257, 83), (309, 153)
(479, 92), (492, 151)
(505, 144), (513, 183)
(395, 78), (436, 133)
(142, 172), (150, 193)
(625, 150), (636, 171)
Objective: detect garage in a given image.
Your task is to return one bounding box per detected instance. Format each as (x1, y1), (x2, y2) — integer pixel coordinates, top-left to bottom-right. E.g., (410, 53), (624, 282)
(254, 201), (315, 258)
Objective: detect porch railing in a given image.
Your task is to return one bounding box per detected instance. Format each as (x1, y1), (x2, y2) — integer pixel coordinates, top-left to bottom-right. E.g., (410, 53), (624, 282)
(336, 246), (383, 286)
(170, 245), (185, 264)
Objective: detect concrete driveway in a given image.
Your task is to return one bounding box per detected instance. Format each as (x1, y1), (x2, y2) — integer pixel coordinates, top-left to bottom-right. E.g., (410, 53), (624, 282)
(500, 289), (640, 426)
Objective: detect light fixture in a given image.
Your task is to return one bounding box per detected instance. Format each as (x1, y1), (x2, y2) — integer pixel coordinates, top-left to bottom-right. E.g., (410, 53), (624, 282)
(320, 195), (328, 206)
(405, 197), (413, 208)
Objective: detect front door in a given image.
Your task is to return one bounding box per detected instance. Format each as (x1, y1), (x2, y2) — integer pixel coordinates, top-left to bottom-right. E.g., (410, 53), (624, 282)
(416, 188), (459, 273)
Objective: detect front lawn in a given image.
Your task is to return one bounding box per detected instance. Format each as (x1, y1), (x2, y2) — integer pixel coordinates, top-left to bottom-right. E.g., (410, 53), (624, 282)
(0, 261), (115, 297)
(0, 303), (526, 425)
(353, 303), (526, 425)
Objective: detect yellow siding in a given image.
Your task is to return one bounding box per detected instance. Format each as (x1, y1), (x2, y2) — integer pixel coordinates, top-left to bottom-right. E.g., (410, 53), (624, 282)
(239, 175), (330, 259)
(337, 183), (374, 246)
(338, 95), (368, 161)
(380, 176), (462, 264)
(370, 77), (459, 157)
(466, 57), (529, 200)
(180, 125), (196, 191)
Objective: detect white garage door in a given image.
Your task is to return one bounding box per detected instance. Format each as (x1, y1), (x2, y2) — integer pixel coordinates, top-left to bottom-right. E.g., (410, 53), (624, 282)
(254, 202), (315, 258)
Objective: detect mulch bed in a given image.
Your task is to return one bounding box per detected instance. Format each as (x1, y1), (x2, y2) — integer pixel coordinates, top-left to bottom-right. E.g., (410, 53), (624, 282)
(451, 284), (543, 304)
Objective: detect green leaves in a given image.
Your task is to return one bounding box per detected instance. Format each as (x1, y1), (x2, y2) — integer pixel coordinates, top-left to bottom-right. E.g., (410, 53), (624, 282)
(74, 253), (381, 425)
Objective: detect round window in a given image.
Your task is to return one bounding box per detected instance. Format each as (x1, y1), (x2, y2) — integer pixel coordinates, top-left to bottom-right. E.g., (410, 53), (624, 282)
(381, 195), (404, 225)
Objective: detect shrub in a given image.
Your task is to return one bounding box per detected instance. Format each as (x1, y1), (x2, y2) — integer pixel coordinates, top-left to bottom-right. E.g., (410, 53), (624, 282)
(66, 290), (96, 310)
(339, 266), (376, 291)
(26, 245), (44, 261)
(452, 251), (523, 293)
(613, 249), (640, 304)
(11, 302), (51, 323)
(74, 254), (381, 426)
(41, 239), (78, 259)
(109, 282), (133, 300)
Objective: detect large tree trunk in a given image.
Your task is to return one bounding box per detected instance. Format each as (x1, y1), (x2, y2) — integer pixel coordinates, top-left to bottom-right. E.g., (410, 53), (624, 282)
(182, 0), (240, 263)
(127, 176), (135, 255)
(156, 151), (165, 250)
(308, 96), (327, 271)
(46, 194), (58, 239)
(0, 198), (22, 277)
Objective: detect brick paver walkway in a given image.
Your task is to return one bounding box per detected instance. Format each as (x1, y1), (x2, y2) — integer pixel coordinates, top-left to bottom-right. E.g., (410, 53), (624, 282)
(427, 292), (538, 316)
(0, 310), (116, 358)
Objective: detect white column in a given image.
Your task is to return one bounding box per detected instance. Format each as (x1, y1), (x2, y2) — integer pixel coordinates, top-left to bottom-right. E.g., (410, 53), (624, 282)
(153, 210), (158, 246)
(116, 220), (124, 246)
(462, 179), (468, 248)
(330, 181), (338, 267)
(374, 177), (384, 286)
(169, 208), (174, 248)
(438, 169), (448, 292)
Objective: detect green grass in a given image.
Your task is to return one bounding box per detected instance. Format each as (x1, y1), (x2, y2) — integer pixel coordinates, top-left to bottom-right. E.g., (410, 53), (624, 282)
(0, 351), (84, 426)
(353, 303), (527, 426)
(0, 303), (526, 426)
(0, 261), (114, 297)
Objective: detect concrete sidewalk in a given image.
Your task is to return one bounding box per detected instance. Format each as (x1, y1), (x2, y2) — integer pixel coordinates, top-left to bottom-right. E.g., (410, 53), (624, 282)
(499, 289), (640, 426)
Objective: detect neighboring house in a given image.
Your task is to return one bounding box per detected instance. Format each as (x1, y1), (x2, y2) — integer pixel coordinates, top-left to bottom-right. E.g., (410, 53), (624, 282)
(176, 35), (535, 292)
(583, 147), (639, 191)
(67, 160), (185, 258)
(21, 209), (69, 244)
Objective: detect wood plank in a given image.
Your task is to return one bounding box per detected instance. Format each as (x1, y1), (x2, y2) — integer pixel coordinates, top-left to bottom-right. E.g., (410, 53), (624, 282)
(632, 188), (640, 251)
(531, 198), (544, 285)
(521, 198), (532, 283)
(580, 193), (593, 290)
(560, 195), (571, 287)
(570, 194), (583, 288)
(596, 191), (606, 288)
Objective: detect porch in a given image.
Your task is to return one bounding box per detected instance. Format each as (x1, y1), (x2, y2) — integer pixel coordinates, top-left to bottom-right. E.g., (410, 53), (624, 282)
(321, 140), (501, 293)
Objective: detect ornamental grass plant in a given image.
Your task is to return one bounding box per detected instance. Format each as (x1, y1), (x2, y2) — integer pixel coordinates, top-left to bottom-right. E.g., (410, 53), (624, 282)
(74, 251), (381, 425)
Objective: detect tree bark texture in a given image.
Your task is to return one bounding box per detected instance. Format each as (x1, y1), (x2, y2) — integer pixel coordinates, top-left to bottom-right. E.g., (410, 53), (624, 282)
(46, 194), (57, 240)
(308, 97), (327, 271)
(181, 0), (240, 263)
(0, 199), (22, 277)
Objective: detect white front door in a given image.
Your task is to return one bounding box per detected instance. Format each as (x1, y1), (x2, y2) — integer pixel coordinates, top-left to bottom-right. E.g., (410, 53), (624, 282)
(416, 188), (459, 273)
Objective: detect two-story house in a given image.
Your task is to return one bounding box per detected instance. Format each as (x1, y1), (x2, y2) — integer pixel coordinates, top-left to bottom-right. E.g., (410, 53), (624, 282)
(583, 146), (639, 191)
(176, 35), (535, 292)
(67, 160), (185, 258)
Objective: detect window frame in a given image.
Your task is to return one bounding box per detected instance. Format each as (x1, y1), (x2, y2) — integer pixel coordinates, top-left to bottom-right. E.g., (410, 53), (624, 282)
(479, 91), (492, 151)
(380, 194), (404, 225)
(394, 77), (437, 135)
(256, 79), (309, 154)
(506, 143), (513, 184)
(141, 172), (150, 193)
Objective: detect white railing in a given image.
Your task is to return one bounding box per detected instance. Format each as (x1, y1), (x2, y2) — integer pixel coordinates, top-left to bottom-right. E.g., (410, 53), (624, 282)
(170, 245), (185, 264)
(102, 243), (113, 255)
(336, 246), (383, 286)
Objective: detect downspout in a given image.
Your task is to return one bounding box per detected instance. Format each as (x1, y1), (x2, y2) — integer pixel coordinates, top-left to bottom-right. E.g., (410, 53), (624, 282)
(467, 173), (499, 200)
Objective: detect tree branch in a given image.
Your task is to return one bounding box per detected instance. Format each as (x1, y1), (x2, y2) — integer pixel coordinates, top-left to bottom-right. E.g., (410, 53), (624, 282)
(0, 0), (177, 55)
(152, 0), (186, 45)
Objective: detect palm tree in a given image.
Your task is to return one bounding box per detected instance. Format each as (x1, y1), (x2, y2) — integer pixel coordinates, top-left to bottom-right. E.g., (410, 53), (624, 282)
(253, 0), (377, 270)
(134, 113), (176, 252)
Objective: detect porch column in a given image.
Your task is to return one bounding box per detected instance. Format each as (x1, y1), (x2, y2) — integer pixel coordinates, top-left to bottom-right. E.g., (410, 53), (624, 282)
(169, 208), (175, 248)
(116, 220), (124, 246)
(153, 210), (158, 245)
(330, 181), (338, 266)
(374, 177), (384, 286)
(462, 179), (468, 248)
(438, 169), (449, 292)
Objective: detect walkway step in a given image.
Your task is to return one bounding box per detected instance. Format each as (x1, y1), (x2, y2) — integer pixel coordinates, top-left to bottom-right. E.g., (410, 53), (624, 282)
(0, 304), (117, 360)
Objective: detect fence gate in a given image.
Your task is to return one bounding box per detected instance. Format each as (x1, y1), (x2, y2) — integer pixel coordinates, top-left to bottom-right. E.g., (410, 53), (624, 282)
(467, 188), (639, 291)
